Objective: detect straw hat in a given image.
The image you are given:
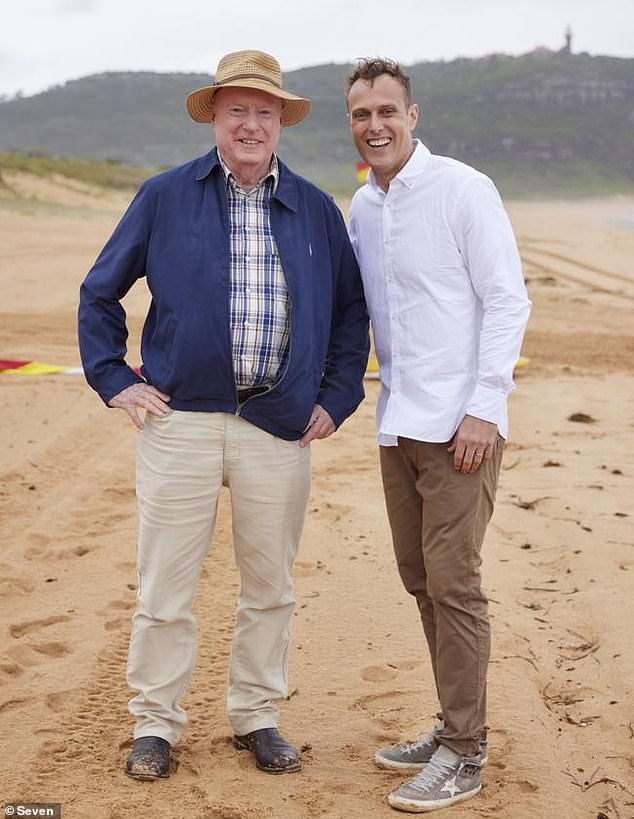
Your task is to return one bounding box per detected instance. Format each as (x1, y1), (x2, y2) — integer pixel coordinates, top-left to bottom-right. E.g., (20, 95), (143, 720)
(186, 50), (310, 128)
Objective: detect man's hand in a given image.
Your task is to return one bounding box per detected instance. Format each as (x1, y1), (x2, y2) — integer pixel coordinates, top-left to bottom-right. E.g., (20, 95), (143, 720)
(447, 414), (498, 474)
(299, 404), (336, 448)
(108, 383), (171, 430)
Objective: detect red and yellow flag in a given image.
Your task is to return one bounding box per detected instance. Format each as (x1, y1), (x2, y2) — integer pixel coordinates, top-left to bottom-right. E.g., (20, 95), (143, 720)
(356, 161), (369, 184)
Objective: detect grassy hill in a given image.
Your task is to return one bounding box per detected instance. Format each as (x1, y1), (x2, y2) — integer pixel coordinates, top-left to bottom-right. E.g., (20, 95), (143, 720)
(0, 151), (152, 191)
(1, 52), (633, 197)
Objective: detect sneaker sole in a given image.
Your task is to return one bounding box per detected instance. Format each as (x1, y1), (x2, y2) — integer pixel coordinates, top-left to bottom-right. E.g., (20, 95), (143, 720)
(387, 784), (481, 812)
(375, 752), (433, 771)
(375, 752), (488, 772)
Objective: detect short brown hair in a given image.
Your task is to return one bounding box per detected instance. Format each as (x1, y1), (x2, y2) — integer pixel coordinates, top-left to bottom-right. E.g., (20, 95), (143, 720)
(347, 58), (412, 105)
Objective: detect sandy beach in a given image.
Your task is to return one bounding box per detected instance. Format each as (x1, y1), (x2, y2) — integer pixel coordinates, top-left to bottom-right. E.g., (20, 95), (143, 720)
(1, 174), (633, 819)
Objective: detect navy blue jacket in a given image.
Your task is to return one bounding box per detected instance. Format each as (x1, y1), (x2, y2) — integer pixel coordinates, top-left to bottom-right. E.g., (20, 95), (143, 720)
(78, 149), (369, 440)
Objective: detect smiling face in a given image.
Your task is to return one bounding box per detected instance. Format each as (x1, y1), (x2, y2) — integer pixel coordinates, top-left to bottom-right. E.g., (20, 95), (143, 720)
(347, 74), (418, 191)
(210, 86), (283, 188)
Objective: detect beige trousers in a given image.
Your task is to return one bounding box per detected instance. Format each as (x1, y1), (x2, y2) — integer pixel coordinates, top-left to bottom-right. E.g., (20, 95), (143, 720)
(127, 410), (311, 745)
(379, 436), (503, 756)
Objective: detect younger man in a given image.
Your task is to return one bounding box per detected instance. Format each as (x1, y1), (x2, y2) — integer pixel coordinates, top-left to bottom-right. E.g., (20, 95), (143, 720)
(347, 58), (531, 812)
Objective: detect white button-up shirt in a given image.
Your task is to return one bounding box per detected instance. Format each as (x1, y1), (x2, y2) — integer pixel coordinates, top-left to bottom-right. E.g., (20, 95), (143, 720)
(349, 140), (531, 445)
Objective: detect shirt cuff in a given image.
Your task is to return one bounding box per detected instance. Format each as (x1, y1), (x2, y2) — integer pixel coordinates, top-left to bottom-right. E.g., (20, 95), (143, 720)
(464, 383), (509, 429)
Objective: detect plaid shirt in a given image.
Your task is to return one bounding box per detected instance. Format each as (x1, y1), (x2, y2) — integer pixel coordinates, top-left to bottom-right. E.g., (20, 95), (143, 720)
(219, 153), (290, 388)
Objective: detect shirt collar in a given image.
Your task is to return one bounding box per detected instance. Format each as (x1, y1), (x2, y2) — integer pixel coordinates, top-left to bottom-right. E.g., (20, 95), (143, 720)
(367, 139), (431, 192)
(195, 148), (296, 212)
(217, 151), (279, 194)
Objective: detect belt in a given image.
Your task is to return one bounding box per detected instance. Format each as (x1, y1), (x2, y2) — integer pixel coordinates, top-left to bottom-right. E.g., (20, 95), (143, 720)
(237, 385), (269, 403)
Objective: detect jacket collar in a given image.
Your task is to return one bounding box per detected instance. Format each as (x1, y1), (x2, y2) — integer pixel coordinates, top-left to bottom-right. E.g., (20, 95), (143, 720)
(195, 147), (297, 212)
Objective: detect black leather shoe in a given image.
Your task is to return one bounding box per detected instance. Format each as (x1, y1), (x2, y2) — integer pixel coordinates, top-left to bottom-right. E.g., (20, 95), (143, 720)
(234, 727), (301, 774)
(125, 736), (171, 780)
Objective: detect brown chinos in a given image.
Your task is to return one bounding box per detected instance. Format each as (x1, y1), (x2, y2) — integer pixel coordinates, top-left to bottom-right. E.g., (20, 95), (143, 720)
(379, 435), (503, 756)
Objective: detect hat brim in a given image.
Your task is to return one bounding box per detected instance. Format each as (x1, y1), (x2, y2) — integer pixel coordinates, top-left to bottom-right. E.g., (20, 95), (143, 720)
(186, 79), (310, 127)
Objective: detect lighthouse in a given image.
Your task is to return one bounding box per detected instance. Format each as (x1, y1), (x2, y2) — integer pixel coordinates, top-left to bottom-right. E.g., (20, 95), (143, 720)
(563, 25), (573, 55)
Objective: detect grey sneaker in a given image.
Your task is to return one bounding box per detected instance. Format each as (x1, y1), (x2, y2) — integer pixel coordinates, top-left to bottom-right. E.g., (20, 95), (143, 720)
(375, 721), (488, 771)
(387, 744), (482, 813)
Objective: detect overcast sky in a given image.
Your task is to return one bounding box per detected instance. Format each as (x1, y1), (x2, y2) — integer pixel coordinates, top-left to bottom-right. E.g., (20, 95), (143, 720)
(1, 0), (632, 98)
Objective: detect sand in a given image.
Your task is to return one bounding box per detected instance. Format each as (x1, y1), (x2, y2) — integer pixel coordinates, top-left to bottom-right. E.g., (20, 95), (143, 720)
(1, 176), (633, 819)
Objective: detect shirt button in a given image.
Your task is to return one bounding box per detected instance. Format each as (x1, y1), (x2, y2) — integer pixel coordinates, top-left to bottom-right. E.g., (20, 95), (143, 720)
(244, 321), (250, 327)
(245, 256), (251, 262)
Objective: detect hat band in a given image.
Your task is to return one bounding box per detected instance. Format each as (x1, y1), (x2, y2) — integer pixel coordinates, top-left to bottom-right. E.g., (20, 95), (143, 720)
(216, 72), (282, 89)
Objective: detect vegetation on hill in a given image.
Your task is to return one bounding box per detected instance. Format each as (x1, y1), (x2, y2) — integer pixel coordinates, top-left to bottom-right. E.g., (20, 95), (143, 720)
(1, 53), (633, 197)
(0, 151), (152, 190)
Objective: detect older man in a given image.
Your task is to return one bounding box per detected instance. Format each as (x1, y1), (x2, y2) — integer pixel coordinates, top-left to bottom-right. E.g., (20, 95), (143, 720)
(347, 59), (530, 812)
(78, 50), (368, 779)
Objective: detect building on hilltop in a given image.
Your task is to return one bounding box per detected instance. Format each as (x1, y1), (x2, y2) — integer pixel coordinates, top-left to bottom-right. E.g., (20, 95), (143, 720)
(561, 25), (573, 56)
(526, 27), (574, 59)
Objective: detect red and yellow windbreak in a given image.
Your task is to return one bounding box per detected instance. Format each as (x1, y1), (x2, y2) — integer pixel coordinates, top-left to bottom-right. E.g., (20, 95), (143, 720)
(0, 358), (77, 375)
(1, 357), (527, 380)
(356, 162), (369, 184)
(0, 358), (388, 379)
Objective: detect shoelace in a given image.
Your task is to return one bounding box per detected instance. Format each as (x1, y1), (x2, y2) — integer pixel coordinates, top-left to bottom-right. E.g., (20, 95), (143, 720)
(399, 729), (436, 756)
(406, 753), (458, 794)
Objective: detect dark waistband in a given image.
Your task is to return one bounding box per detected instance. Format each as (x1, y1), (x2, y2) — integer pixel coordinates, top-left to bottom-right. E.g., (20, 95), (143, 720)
(237, 385), (269, 403)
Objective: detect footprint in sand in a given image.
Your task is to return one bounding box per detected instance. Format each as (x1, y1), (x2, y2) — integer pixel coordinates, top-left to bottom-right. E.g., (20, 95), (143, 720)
(8, 641), (72, 667)
(34, 727), (65, 737)
(4, 617), (72, 685)
(306, 498), (353, 523)
(97, 599), (136, 617)
(53, 544), (96, 559)
(23, 533), (56, 561)
(510, 779), (539, 793)
(9, 614), (71, 639)
(0, 696), (35, 715)
(24, 546), (48, 561)
(24, 541), (96, 561)
(35, 738), (68, 760)
(361, 665), (399, 683)
(293, 560), (319, 577)
(486, 727), (514, 768)
(27, 533), (51, 548)
(0, 660), (24, 679)
(30, 641), (72, 658)
(69, 509), (131, 536)
(351, 689), (420, 730)
(0, 576), (36, 596)
(103, 617), (129, 632)
(46, 690), (76, 712)
(103, 486), (136, 501)
(328, 781), (355, 795)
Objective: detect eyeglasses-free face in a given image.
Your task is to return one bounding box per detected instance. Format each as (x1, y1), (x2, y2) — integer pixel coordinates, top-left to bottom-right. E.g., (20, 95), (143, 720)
(348, 74), (418, 191)
(211, 87), (283, 188)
